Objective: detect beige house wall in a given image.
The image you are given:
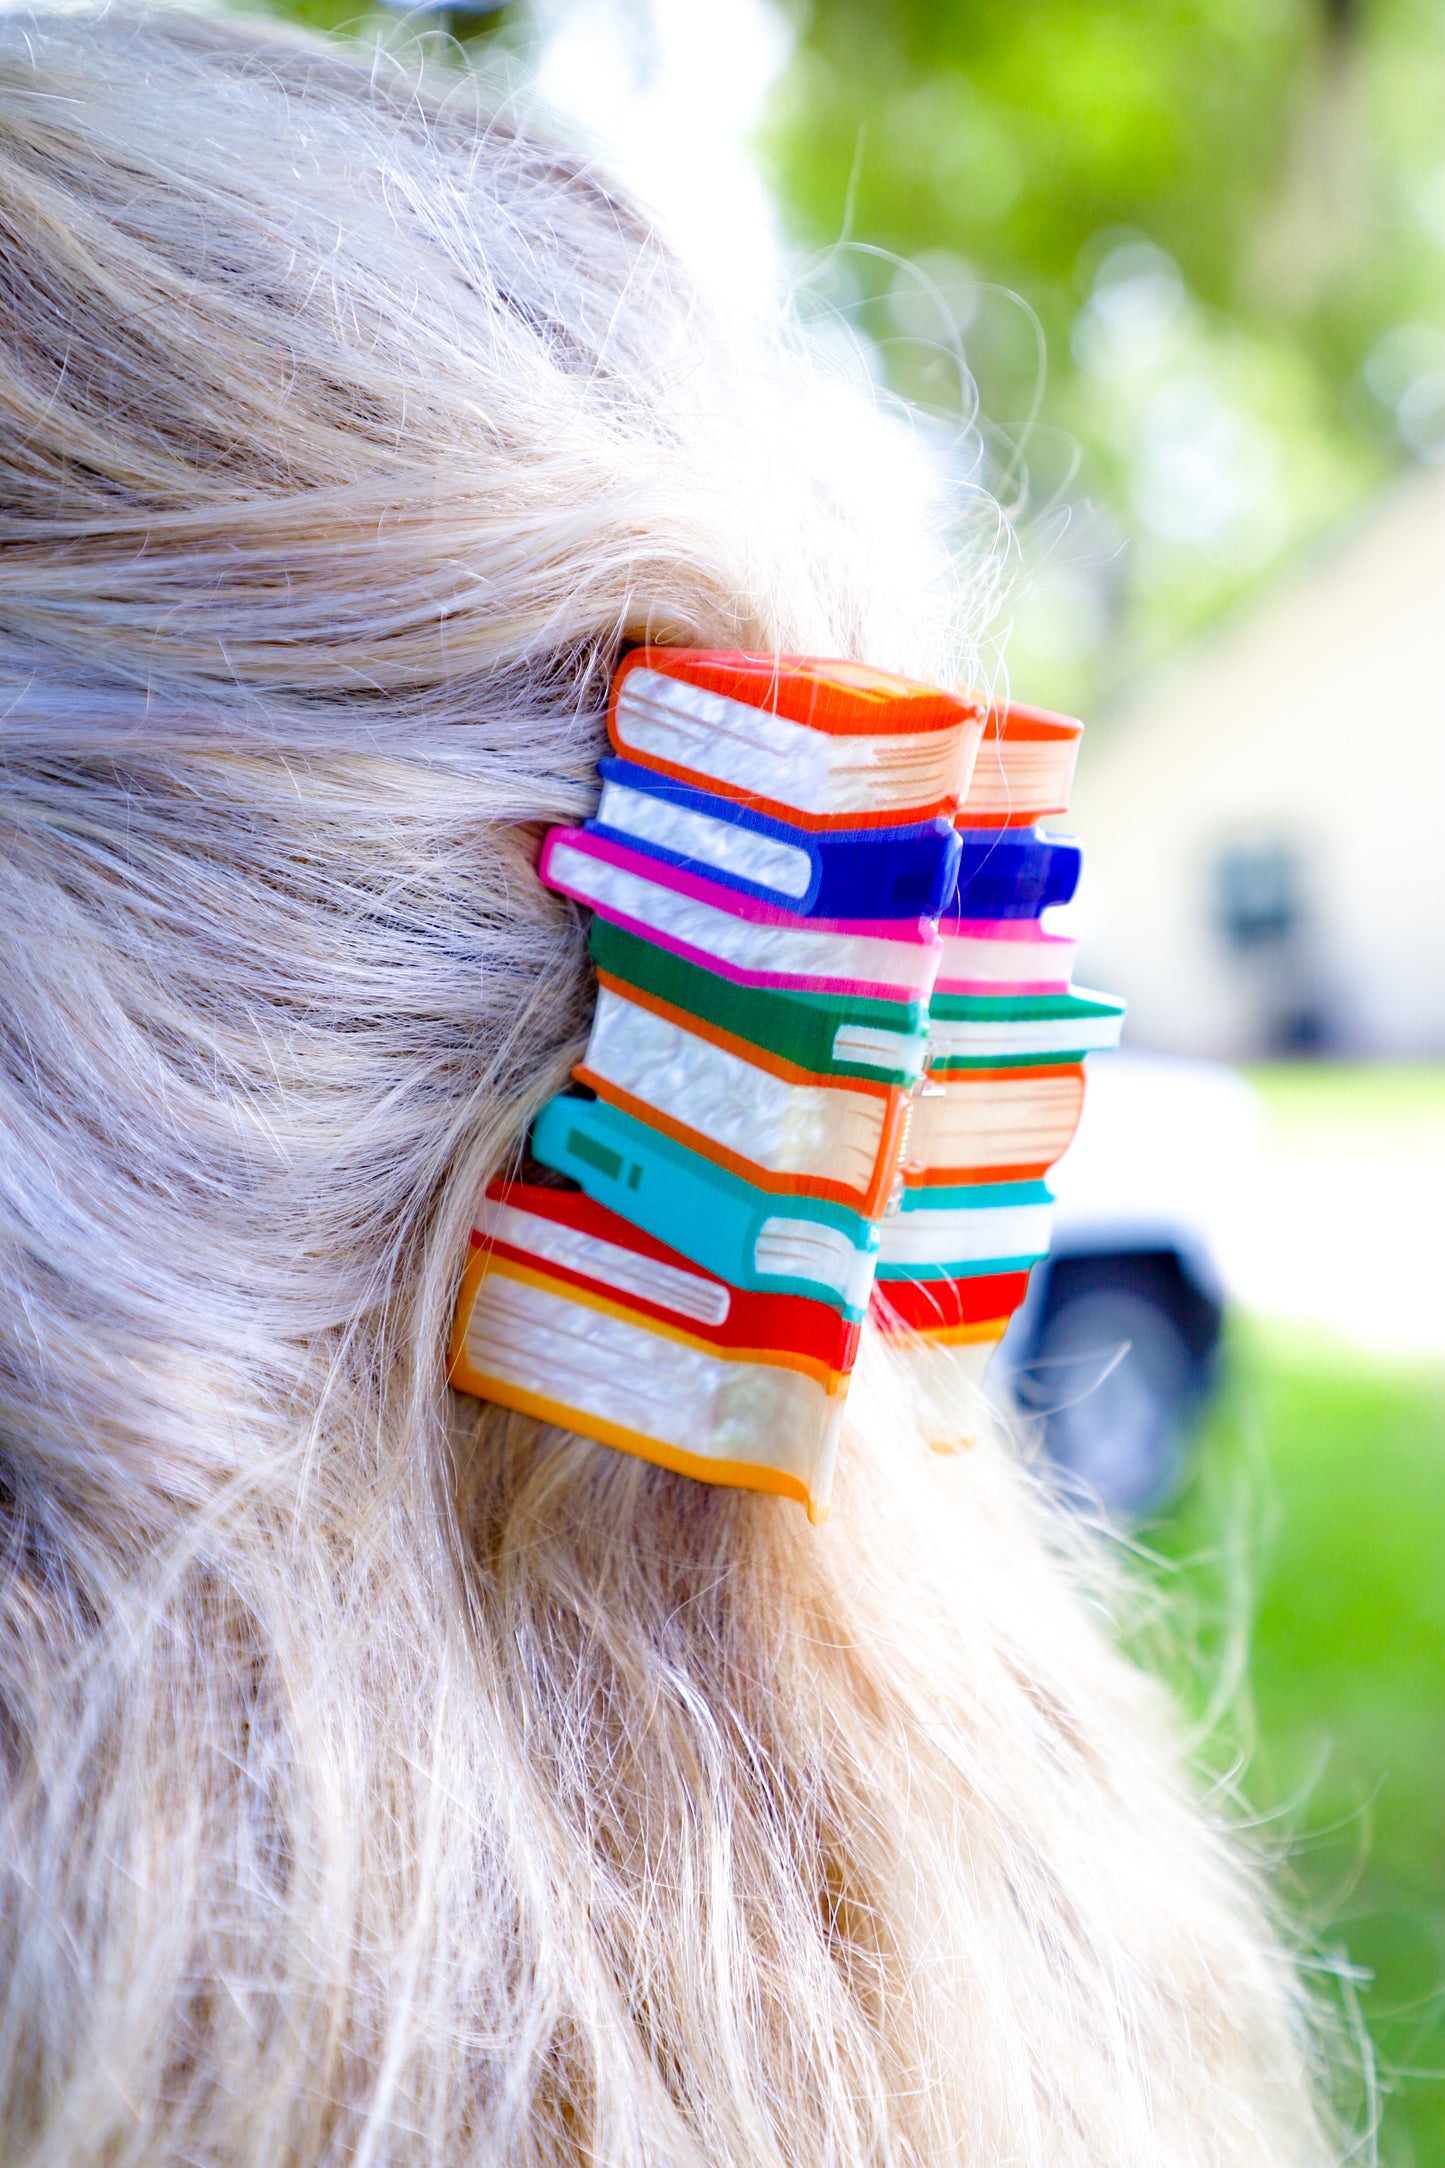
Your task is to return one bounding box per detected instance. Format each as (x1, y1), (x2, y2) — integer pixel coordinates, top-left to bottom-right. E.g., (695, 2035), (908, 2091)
(1069, 469), (1445, 1057)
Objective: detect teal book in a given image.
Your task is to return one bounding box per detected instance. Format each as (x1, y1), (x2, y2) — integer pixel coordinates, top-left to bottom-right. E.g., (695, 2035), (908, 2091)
(531, 1094), (880, 1318)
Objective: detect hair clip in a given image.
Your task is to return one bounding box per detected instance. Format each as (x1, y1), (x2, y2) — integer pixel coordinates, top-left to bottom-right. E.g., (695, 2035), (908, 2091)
(451, 649), (1122, 1515)
(865, 707), (1121, 1381)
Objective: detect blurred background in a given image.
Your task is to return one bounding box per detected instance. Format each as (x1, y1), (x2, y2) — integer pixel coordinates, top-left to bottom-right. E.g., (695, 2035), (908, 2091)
(263, 0), (1443, 2150)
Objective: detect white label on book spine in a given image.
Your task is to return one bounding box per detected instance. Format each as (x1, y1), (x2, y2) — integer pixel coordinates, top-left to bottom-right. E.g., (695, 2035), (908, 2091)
(830, 1022), (927, 1077)
(877, 1199), (1053, 1268)
(617, 668), (964, 819)
(597, 780), (813, 900)
(755, 1218), (877, 1310)
(585, 988), (889, 1192)
(547, 839), (939, 996)
(475, 1197), (731, 1326)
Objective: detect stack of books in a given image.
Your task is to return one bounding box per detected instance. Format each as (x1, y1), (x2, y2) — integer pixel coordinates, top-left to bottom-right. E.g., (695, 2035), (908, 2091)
(871, 702), (1124, 1380)
(449, 651), (986, 1519)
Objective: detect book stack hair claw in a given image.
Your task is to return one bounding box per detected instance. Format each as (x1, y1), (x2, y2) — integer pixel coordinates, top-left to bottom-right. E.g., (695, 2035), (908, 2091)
(449, 652), (1122, 1517)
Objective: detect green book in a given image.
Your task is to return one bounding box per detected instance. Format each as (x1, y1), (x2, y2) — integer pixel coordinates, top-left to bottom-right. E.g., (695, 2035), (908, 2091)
(925, 985), (1125, 1070)
(588, 919), (929, 1087)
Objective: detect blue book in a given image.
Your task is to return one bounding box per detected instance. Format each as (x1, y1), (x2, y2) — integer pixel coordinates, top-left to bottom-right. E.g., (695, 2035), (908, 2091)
(588, 755), (962, 920)
(949, 826), (1082, 921)
(530, 1094), (880, 1318)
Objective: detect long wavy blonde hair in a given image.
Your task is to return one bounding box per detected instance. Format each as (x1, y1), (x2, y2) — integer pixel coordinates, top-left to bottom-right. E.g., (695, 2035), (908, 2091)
(0, 10), (1335, 2163)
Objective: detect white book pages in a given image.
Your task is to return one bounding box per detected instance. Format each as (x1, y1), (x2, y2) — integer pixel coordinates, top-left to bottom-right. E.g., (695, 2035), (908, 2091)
(925, 1009), (1124, 1061)
(584, 987), (890, 1193)
(904, 1069), (1085, 1174)
(936, 924), (1076, 990)
(877, 1198), (1053, 1268)
(754, 1218), (877, 1310)
(547, 839), (939, 996)
(463, 1269), (843, 1502)
(616, 668), (969, 818)
(960, 733), (1080, 821)
(596, 779), (813, 900)
(474, 1196), (730, 1326)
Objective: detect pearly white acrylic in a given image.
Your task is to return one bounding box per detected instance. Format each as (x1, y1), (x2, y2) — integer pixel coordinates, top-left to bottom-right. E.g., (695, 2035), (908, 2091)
(616, 668), (969, 819)
(596, 779), (813, 900)
(547, 839), (939, 996)
(464, 1268), (842, 1500)
(584, 988), (889, 1193)
(877, 1198), (1053, 1268)
(475, 1195), (730, 1326)
(904, 1070), (1085, 1173)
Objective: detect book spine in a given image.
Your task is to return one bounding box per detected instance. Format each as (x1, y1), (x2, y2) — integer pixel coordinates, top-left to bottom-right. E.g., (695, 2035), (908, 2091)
(950, 825), (1082, 920)
(869, 754), (1122, 1367)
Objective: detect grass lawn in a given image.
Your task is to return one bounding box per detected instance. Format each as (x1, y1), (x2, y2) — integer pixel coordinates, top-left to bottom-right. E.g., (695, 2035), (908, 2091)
(1150, 1322), (1445, 2164)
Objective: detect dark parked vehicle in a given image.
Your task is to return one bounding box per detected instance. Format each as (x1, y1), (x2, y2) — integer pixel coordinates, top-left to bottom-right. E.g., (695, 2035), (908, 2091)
(996, 1055), (1259, 1519)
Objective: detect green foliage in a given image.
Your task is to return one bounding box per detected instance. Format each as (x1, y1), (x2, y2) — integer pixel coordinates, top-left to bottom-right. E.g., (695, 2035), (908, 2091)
(763, 0), (1445, 707)
(1143, 1066), (1445, 2156)
(771, 0), (1302, 302)
(1154, 1323), (1445, 2163)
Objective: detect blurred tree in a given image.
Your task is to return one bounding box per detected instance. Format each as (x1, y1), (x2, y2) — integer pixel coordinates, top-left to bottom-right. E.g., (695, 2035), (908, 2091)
(760, 0), (1445, 704)
(237, 0), (1445, 705)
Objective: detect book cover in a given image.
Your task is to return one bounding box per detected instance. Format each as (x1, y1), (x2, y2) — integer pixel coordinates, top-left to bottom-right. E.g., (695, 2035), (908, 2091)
(591, 756), (963, 919)
(541, 828), (943, 1004)
(452, 1181), (862, 1380)
(452, 1256), (846, 1521)
(925, 986), (1127, 1069)
(935, 918), (1078, 997)
(949, 825), (1081, 919)
(870, 1267), (1032, 1339)
(575, 983), (911, 1218)
(609, 649), (986, 829)
(531, 1094), (881, 1317)
(590, 919), (930, 1087)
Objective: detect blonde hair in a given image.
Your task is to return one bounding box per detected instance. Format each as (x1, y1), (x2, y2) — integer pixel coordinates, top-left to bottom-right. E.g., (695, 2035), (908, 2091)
(0, 11), (1334, 2162)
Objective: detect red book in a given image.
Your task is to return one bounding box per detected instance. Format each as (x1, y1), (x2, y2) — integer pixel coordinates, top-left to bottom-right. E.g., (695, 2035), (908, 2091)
(456, 1180), (861, 1380)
